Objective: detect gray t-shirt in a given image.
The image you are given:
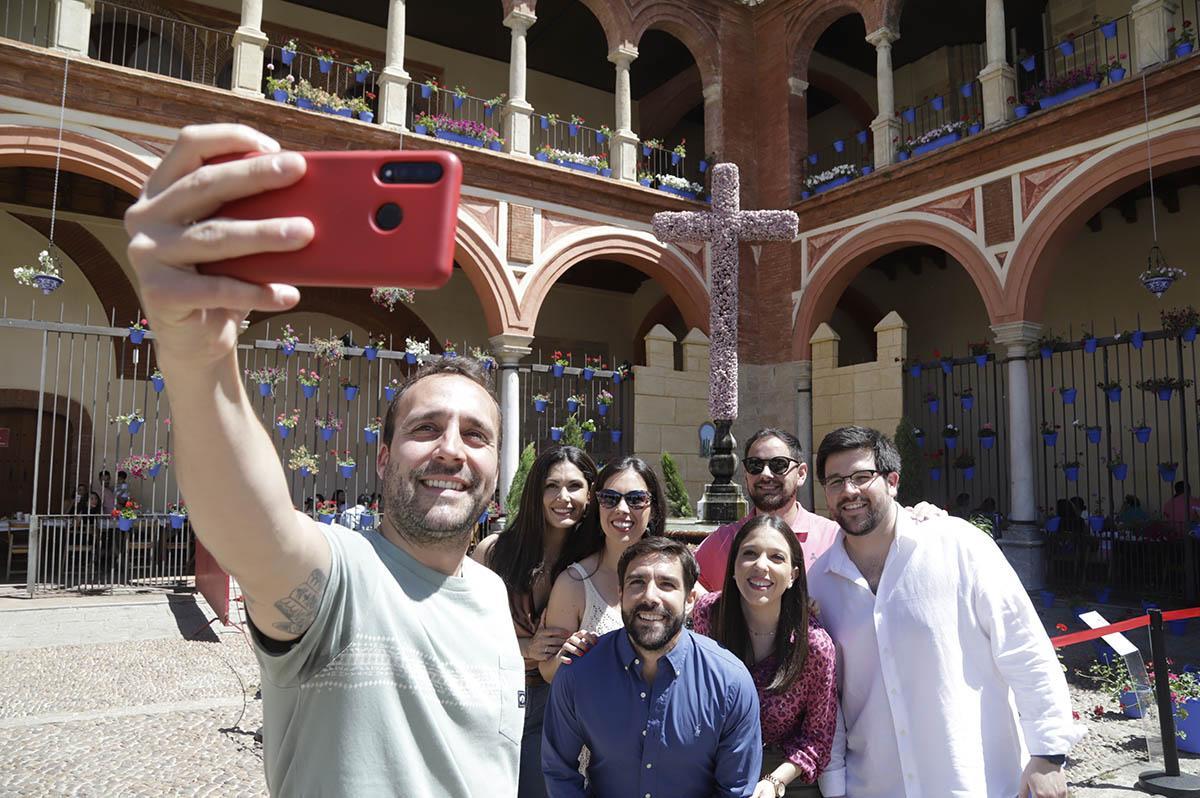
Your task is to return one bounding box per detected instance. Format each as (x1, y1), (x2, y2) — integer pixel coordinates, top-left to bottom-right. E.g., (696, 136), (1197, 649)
(250, 524), (523, 796)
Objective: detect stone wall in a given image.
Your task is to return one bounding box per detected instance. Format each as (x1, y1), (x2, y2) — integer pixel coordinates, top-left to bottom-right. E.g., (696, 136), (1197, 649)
(810, 311), (908, 512)
(633, 325), (712, 512)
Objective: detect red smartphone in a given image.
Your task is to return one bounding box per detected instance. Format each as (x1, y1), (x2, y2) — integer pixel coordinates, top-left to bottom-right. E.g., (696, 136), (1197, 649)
(198, 150), (461, 288)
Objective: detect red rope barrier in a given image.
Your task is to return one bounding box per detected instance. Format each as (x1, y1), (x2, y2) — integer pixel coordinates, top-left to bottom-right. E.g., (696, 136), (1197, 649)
(1048, 606), (1200, 648)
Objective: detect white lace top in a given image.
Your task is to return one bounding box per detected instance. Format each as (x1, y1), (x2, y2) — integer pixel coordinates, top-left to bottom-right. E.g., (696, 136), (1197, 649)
(568, 562), (624, 636)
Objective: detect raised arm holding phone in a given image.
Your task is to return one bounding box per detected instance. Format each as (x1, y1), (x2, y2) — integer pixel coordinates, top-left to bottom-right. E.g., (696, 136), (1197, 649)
(124, 124), (522, 797)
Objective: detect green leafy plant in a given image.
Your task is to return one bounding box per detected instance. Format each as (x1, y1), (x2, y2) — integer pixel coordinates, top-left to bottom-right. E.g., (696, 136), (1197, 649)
(505, 443), (536, 516)
(661, 452), (693, 518)
(894, 418), (924, 507)
(561, 415), (585, 448)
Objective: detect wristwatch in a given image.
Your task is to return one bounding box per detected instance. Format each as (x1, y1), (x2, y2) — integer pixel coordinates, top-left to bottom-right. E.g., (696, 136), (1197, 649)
(1034, 753), (1067, 766)
(762, 774), (786, 797)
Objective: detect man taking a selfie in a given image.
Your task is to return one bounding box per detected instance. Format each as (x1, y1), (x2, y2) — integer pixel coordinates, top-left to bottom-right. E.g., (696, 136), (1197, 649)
(124, 123), (522, 796)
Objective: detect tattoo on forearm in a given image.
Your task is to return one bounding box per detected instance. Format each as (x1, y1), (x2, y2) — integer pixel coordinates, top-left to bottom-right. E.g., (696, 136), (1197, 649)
(272, 569), (328, 635)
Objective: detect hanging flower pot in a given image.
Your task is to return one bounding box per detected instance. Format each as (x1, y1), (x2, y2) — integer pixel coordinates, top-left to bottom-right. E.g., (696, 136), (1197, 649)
(300, 466), (312, 478)
(363, 346), (378, 361)
(420, 83), (433, 99)
(340, 464), (355, 478)
(1085, 427), (1101, 444)
(930, 466), (942, 482)
(961, 395), (974, 411)
(582, 430), (594, 443)
(344, 386), (359, 401)
(944, 435), (958, 450)
(901, 107), (916, 123)
(698, 160), (708, 173)
(915, 433), (925, 447)
(361, 512), (375, 528)
(1043, 431), (1058, 446)
(833, 139), (845, 153)
(1101, 21), (1118, 39)
(322, 427), (335, 442)
(1106, 387), (1122, 403)
(960, 82), (974, 98)
(364, 428), (378, 444)
(974, 354), (988, 367)
(909, 364), (922, 378)
(1083, 337), (1098, 353)
(596, 129), (607, 145)
(927, 398), (939, 413)
(1058, 40), (1075, 57)
(278, 424), (292, 439)
(148, 463), (163, 478)
(1159, 463), (1178, 483)
(1110, 463), (1128, 480)
(1061, 388), (1077, 404)
(962, 466), (975, 480)
(259, 383), (272, 397)
(612, 372), (622, 386)
(1185, 326), (1198, 343)
(551, 364), (564, 378)
(302, 384), (317, 400)
(169, 513), (186, 530)
(1045, 517), (1061, 533)
(979, 434), (995, 450)
(569, 123), (579, 137)
(31, 274), (63, 294)
(1131, 330), (1145, 349)
(1088, 514), (1105, 532)
(1064, 465), (1080, 481)
(129, 329), (145, 345)
(1157, 387), (1174, 401)
(117, 517), (134, 532)
(1134, 426), (1152, 444)
(128, 419), (143, 434)
(566, 399), (579, 413)
(534, 399), (547, 413)
(582, 367), (595, 381)
(807, 153), (818, 165)
(550, 426), (563, 442)
(610, 429), (622, 443)
(931, 95), (944, 111)
(405, 352), (417, 365)
(856, 130), (869, 145)
(151, 376), (165, 393)
(1040, 345), (1053, 359)
(385, 386), (397, 402)
(1141, 274), (1176, 298)
(318, 57), (333, 74)
(281, 49), (296, 66)
(319, 512), (335, 524)
(941, 360), (953, 375)
(1021, 55), (1037, 72)
(453, 95), (465, 109)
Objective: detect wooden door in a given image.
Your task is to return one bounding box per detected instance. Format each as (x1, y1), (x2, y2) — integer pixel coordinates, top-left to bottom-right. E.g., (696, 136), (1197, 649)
(0, 409), (73, 517)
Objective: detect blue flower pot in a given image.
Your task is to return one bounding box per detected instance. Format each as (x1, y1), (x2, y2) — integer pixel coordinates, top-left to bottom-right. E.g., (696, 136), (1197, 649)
(1184, 326), (1198, 343)
(385, 387), (397, 402)
(533, 398), (547, 414)
(281, 342), (295, 357)
(1086, 428), (1101, 444)
(1134, 426), (1151, 444)
(927, 399), (939, 414)
(944, 435), (958, 449)
(1058, 40), (1075, 57)
(414, 124), (427, 135)
(930, 467), (942, 482)
(962, 466), (975, 480)
(600, 168), (612, 177)
(1108, 67), (1126, 82)
(1131, 330), (1144, 349)
(582, 430), (593, 443)
(961, 396), (974, 411)
(912, 131), (961, 157)
(117, 517), (134, 532)
(552, 364), (564, 378)
(1040, 81), (1100, 109)
(833, 139), (845, 153)
(812, 175), (850, 194)
(1159, 464), (1177, 483)
(974, 354), (988, 367)
(318, 58), (332, 74)
(566, 399), (579, 413)
(281, 49), (295, 66)
(259, 383), (272, 397)
(961, 82), (974, 98)
(931, 96), (944, 111)
(322, 427), (334, 441)
(355, 71), (367, 84)
(611, 429), (622, 443)
(340, 464), (355, 478)
(902, 108), (916, 123)
(297, 98), (314, 111)
(612, 373), (622, 386)
(1177, 699), (1200, 753)
(151, 376), (164, 393)
(129, 329), (145, 344)
(582, 367), (594, 381)
(277, 424), (289, 439)
(319, 513), (334, 524)
(1043, 432), (1058, 446)
(169, 514), (185, 530)
(128, 419), (143, 434)
(968, 123), (982, 135)
(1107, 387), (1122, 403)
(550, 428), (562, 442)
(1083, 337), (1098, 353)
(861, 165), (874, 176)
(980, 435), (995, 449)
(1065, 466), (1079, 482)
(1158, 387), (1174, 401)
(405, 352), (417, 364)
(910, 364), (922, 378)
(434, 129), (487, 149)
(1046, 517), (1061, 532)
(670, 152), (681, 166)
(1040, 589), (1056, 608)
(361, 513), (375, 528)
(1040, 346), (1053, 359)
(897, 151), (910, 161)
(299, 467), (311, 478)
(149, 463), (162, 478)
(1110, 463), (1128, 481)
(807, 153), (818, 165)
(597, 403), (609, 417)
(1061, 388), (1077, 404)
(344, 386), (359, 401)
(856, 130), (869, 144)
(273, 89), (289, 103)
(642, 144), (651, 156)
(1089, 515), (1105, 533)
(941, 360), (953, 375)
(596, 130), (607, 144)
(1015, 105), (1030, 118)
(359, 111), (374, 124)
(452, 95), (464, 109)
(915, 434), (925, 447)
(1096, 587), (1112, 603)
(421, 84), (433, 99)
(364, 346), (377, 361)
(1021, 55), (1037, 72)
(302, 384), (317, 400)
(1101, 21), (1118, 39)
(1176, 43), (1194, 58)
(364, 429), (378, 444)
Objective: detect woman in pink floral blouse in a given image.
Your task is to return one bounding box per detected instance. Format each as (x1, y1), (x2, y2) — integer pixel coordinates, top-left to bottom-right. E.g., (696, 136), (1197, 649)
(690, 513), (839, 798)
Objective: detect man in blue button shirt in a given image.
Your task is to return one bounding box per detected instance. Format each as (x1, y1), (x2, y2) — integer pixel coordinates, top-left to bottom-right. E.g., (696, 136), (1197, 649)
(542, 536), (762, 797)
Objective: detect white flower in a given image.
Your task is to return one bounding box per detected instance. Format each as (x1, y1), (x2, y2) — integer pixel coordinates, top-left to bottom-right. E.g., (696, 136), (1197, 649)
(405, 337), (431, 356)
(657, 174), (704, 193)
(804, 163), (858, 190)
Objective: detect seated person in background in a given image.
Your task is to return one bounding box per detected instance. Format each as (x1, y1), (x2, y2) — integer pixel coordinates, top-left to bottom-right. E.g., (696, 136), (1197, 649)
(1163, 482), (1200, 538)
(114, 471), (131, 507)
(64, 483), (90, 514)
(1118, 495), (1149, 526)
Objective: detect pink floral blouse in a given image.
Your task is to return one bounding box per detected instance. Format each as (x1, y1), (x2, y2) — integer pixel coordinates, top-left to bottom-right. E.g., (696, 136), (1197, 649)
(691, 590), (838, 783)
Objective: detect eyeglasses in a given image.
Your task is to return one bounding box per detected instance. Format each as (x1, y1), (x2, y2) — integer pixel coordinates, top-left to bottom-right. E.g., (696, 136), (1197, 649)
(742, 456), (801, 476)
(596, 489), (653, 510)
(821, 469), (882, 492)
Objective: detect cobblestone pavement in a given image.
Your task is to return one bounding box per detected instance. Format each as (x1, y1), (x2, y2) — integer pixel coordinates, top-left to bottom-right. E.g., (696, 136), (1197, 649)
(0, 591), (1195, 796)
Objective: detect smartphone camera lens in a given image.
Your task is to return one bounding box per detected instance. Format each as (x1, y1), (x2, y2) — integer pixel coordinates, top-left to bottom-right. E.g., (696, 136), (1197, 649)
(382, 166), (395, 181)
(379, 162), (442, 184)
(375, 203), (403, 231)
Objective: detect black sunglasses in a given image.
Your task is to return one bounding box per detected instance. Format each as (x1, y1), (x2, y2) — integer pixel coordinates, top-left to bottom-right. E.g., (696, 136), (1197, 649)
(742, 456), (801, 476)
(596, 488), (653, 509)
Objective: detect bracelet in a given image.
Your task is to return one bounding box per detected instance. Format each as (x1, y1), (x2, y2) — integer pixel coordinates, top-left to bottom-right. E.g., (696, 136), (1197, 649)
(1034, 754), (1066, 766)
(761, 774), (786, 797)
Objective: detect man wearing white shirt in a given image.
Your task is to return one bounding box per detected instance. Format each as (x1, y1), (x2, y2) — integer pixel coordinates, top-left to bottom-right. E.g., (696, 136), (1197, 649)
(808, 426), (1082, 798)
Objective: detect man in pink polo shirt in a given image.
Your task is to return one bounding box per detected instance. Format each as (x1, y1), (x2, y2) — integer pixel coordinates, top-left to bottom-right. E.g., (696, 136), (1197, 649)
(696, 428), (839, 590)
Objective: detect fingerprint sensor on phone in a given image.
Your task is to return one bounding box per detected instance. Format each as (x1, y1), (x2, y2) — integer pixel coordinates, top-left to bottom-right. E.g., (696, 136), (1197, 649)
(375, 203), (403, 231)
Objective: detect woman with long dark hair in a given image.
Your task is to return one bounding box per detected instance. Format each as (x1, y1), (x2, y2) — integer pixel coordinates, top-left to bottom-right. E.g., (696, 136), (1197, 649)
(691, 513), (838, 798)
(472, 445), (598, 798)
(538, 455), (667, 683)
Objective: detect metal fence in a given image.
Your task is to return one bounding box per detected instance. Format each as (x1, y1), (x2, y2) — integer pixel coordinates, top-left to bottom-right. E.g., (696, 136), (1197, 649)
(800, 131), (873, 199)
(1015, 15), (1132, 111)
(0, 0), (52, 47)
(90, 0), (234, 88)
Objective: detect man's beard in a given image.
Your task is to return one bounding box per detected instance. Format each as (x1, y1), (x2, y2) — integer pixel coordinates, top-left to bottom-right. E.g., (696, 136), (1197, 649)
(622, 602), (684, 652)
(749, 479), (793, 513)
(384, 460), (491, 546)
(831, 496), (888, 537)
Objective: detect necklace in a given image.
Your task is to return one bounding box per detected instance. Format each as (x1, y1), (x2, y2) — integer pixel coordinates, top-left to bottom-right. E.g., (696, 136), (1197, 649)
(749, 629), (776, 637)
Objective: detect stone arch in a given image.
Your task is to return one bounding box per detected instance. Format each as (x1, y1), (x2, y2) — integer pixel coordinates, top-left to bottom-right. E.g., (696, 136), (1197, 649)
(576, 0), (634, 52)
(1006, 126), (1200, 323)
(0, 387), (95, 515)
(809, 68), (876, 130)
(250, 290), (437, 345)
(520, 228), (708, 337)
(786, 1), (878, 81)
(792, 217), (1004, 359)
(454, 211), (516, 338)
(0, 124), (152, 197)
(630, 8), (721, 94)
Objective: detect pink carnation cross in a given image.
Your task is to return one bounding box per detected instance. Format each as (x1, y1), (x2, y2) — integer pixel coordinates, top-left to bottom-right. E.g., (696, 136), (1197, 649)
(651, 163), (798, 421)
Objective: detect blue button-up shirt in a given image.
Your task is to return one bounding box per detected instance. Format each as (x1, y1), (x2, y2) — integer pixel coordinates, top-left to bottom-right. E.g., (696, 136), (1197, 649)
(542, 627), (762, 798)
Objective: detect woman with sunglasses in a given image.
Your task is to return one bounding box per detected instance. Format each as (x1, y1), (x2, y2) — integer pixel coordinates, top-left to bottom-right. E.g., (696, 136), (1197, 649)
(691, 513), (838, 798)
(538, 455), (667, 683)
(472, 445), (598, 798)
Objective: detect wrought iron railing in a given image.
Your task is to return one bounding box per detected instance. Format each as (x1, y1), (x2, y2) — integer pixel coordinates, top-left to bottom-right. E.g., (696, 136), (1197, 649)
(1014, 16), (1132, 114)
(895, 78), (984, 162)
(263, 41), (379, 121)
(406, 82), (506, 148)
(800, 130), (873, 199)
(0, 0), (52, 47)
(91, 0), (234, 88)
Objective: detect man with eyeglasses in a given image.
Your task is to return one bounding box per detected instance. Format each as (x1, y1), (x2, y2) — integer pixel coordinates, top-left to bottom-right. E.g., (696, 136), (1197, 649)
(695, 428), (841, 592)
(807, 426), (1081, 798)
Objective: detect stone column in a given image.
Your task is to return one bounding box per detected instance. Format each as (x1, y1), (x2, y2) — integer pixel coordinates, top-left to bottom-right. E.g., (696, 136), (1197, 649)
(788, 78), (809, 199)
(378, 0), (412, 131)
(50, 0), (95, 55)
(503, 8), (536, 156)
(978, 0), (1017, 127)
(702, 81), (722, 164)
(991, 321), (1044, 589)
(866, 28), (901, 168)
(490, 333), (533, 507)
(1131, 0), (1180, 70)
(795, 361), (815, 511)
(609, 44), (639, 182)
(230, 0), (269, 98)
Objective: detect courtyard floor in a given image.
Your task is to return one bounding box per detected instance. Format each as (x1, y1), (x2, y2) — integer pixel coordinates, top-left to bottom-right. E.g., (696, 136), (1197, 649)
(0, 589), (1195, 796)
